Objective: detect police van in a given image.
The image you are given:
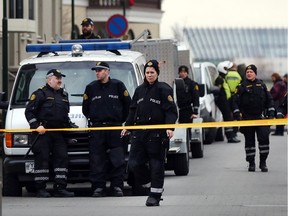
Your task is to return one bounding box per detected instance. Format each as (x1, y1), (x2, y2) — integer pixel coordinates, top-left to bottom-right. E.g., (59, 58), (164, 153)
(0, 38), (191, 196)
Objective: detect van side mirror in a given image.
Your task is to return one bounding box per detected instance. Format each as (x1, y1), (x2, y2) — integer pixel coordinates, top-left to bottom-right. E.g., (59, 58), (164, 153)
(0, 92), (9, 110)
(198, 84), (205, 97)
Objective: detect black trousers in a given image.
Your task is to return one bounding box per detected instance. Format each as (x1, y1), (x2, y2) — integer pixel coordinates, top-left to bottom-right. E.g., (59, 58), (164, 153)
(178, 107), (193, 123)
(32, 131), (68, 190)
(240, 126), (270, 162)
(216, 99), (235, 139)
(89, 130), (125, 189)
(129, 130), (166, 197)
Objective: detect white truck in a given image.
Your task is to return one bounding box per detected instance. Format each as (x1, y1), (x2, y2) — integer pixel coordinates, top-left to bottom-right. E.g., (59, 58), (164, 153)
(0, 37), (191, 196)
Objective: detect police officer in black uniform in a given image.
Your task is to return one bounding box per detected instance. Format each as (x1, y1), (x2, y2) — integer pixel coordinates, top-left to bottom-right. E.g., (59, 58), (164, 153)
(121, 60), (178, 207)
(25, 69), (75, 197)
(78, 18), (101, 39)
(82, 61), (131, 197)
(176, 65), (199, 123)
(233, 64), (275, 172)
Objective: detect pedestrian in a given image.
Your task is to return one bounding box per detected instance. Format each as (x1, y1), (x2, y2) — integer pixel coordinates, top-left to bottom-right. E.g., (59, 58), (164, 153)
(25, 69), (75, 197)
(270, 72), (286, 136)
(215, 62), (240, 143)
(232, 64), (275, 172)
(82, 61), (131, 197)
(225, 61), (242, 134)
(121, 60), (178, 207)
(78, 18), (101, 39)
(176, 65), (199, 123)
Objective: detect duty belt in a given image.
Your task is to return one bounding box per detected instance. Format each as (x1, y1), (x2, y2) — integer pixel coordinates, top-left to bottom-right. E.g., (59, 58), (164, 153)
(89, 121), (122, 127)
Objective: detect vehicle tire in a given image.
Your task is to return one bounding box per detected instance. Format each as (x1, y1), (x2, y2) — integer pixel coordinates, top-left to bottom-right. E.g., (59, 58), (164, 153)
(2, 171), (22, 196)
(174, 153), (189, 176)
(190, 141), (203, 158)
(203, 116), (217, 144)
(215, 127), (224, 141)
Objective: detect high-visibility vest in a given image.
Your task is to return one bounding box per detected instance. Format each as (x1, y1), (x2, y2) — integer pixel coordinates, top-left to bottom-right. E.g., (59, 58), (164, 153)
(225, 70), (242, 94)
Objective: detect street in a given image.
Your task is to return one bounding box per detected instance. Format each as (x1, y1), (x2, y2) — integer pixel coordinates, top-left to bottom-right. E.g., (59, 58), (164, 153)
(1, 132), (287, 216)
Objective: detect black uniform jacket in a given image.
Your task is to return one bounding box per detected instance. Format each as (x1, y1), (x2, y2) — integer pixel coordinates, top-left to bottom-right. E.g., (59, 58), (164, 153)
(176, 77), (199, 115)
(78, 33), (101, 39)
(25, 84), (70, 128)
(233, 78), (274, 119)
(82, 78), (131, 124)
(125, 80), (178, 128)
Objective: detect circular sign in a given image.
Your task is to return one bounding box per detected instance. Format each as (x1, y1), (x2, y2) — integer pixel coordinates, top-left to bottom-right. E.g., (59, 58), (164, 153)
(106, 14), (128, 38)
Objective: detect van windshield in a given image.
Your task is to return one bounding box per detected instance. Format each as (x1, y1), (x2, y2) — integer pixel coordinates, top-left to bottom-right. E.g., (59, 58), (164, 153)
(12, 61), (137, 106)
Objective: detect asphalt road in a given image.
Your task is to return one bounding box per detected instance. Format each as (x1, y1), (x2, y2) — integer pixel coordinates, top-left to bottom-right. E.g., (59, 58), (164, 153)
(1, 132), (287, 216)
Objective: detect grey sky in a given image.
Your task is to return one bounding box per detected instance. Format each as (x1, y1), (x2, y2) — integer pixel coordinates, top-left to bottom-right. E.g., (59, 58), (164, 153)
(160, 0), (288, 38)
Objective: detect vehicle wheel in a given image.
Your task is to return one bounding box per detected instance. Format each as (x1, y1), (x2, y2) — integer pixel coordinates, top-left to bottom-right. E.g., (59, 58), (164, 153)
(2, 171), (22, 196)
(190, 141), (203, 158)
(203, 116), (217, 144)
(174, 153), (189, 176)
(215, 127), (224, 141)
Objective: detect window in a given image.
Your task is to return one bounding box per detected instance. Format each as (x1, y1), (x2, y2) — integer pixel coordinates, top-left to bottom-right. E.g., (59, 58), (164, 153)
(8, 0), (34, 20)
(12, 61), (138, 107)
(9, 0), (23, 18)
(28, 0), (34, 20)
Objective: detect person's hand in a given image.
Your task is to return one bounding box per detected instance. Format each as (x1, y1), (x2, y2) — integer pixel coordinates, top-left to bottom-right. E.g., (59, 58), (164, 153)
(166, 129), (174, 139)
(190, 114), (198, 119)
(120, 129), (129, 138)
(234, 111), (242, 121)
(36, 125), (46, 134)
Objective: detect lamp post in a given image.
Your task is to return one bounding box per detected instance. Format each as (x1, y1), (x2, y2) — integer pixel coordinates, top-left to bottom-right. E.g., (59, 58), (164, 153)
(2, 0), (8, 99)
(71, 0), (77, 39)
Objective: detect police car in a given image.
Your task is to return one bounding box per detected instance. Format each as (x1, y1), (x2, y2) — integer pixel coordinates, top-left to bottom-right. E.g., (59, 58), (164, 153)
(0, 39), (190, 196)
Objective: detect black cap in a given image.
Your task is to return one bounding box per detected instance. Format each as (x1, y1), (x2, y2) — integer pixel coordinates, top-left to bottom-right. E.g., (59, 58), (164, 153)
(46, 69), (66, 78)
(144, 60), (160, 75)
(91, 61), (110, 71)
(178, 65), (189, 74)
(81, 18), (94, 26)
(245, 64), (257, 75)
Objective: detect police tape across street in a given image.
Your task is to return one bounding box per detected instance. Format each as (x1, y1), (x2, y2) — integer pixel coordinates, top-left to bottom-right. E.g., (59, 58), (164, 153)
(0, 118), (287, 133)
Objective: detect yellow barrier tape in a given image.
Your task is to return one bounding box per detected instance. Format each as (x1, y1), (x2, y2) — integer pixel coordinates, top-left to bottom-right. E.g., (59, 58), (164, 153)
(0, 118), (287, 133)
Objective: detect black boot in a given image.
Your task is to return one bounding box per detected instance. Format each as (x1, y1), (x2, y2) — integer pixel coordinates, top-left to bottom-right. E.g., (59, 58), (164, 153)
(92, 188), (106, 197)
(36, 189), (51, 198)
(146, 196), (162, 206)
(54, 187), (74, 197)
(248, 161), (255, 172)
(227, 137), (241, 143)
(110, 187), (123, 197)
(259, 161), (268, 172)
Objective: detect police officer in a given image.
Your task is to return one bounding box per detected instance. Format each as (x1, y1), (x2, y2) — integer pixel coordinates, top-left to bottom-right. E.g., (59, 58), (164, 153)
(82, 61), (131, 197)
(215, 62), (240, 143)
(25, 69), (75, 197)
(121, 60), (178, 207)
(233, 64), (275, 172)
(78, 18), (101, 39)
(177, 65), (199, 123)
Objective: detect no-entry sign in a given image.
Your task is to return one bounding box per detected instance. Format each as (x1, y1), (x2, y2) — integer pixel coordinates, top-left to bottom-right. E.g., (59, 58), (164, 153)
(106, 14), (128, 38)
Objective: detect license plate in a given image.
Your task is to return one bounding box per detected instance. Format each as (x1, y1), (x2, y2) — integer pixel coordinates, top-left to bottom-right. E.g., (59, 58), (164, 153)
(25, 162), (34, 173)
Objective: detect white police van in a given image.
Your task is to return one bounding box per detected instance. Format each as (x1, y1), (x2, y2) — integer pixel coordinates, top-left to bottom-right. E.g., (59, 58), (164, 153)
(0, 38), (190, 196)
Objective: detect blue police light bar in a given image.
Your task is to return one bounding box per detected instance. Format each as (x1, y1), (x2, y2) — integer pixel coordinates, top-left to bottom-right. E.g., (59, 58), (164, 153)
(59, 39), (121, 43)
(26, 42), (131, 53)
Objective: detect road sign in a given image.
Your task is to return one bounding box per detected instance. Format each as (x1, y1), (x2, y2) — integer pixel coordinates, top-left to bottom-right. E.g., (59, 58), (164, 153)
(106, 14), (128, 38)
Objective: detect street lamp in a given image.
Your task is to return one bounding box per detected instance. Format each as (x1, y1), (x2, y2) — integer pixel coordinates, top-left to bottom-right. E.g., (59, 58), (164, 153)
(2, 0), (8, 99)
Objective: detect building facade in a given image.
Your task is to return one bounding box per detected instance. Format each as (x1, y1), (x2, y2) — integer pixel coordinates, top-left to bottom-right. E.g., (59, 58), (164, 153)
(0, 0), (163, 96)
